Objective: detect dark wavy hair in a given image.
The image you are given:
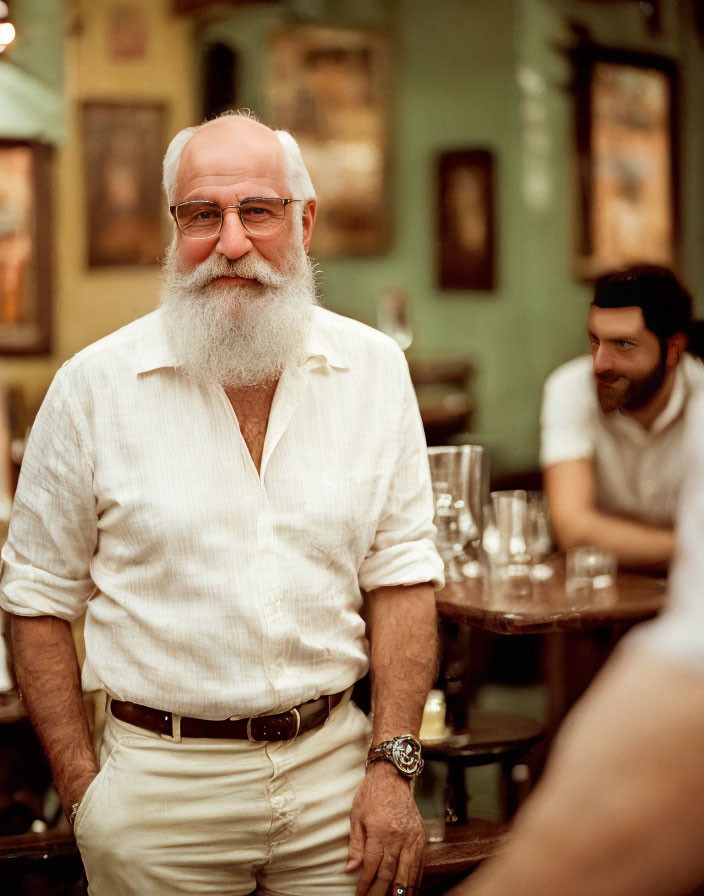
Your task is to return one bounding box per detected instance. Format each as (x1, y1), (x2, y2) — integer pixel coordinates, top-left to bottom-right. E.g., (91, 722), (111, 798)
(592, 265), (692, 354)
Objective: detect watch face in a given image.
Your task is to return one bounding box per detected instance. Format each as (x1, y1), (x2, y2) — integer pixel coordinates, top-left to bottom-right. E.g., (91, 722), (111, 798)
(391, 735), (423, 775)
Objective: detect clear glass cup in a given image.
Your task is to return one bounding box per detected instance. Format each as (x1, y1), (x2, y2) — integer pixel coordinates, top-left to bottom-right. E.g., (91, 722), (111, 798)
(428, 445), (488, 581)
(526, 491), (554, 581)
(566, 546), (617, 604)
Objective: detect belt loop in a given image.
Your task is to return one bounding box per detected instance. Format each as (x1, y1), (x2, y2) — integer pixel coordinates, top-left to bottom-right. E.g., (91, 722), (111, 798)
(171, 713), (182, 743)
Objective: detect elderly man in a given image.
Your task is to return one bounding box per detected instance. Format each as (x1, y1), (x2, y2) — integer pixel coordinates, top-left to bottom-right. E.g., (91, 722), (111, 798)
(0, 113), (443, 896)
(448, 386), (704, 896)
(540, 265), (704, 569)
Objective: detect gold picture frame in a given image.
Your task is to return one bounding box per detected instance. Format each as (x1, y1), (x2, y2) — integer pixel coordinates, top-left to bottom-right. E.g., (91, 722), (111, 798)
(573, 45), (678, 280)
(265, 25), (392, 257)
(0, 141), (52, 354)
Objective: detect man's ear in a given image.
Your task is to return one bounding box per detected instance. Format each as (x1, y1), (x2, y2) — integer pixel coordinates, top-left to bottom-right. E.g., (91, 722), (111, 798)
(666, 332), (687, 368)
(301, 199), (317, 253)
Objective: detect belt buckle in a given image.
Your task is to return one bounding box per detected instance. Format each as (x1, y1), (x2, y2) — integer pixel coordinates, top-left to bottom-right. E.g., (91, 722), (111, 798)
(247, 707), (301, 742)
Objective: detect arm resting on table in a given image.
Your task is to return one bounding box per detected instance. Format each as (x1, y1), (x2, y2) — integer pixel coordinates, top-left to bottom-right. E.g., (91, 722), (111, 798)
(346, 582), (439, 895)
(448, 646), (704, 896)
(10, 614), (98, 819)
(544, 458), (674, 570)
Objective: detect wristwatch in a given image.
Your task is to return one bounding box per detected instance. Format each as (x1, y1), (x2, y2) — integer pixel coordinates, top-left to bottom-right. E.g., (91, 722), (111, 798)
(366, 733), (424, 779)
(69, 801), (80, 826)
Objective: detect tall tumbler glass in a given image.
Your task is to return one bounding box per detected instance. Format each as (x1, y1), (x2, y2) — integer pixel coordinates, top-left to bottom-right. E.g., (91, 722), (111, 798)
(484, 490), (533, 596)
(427, 445), (489, 581)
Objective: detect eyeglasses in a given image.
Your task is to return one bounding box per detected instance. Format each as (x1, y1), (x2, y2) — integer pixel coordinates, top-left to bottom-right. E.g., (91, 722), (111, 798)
(170, 197), (302, 239)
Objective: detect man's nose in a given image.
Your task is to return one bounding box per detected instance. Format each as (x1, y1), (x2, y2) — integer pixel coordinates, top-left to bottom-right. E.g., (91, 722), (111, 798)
(215, 208), (254, 260)
(592, 344), (613, 375)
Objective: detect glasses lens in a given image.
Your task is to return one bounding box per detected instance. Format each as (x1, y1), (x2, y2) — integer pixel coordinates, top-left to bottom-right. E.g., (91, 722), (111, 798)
(240, 198), (286, 234)
(176, 201), (222, 238)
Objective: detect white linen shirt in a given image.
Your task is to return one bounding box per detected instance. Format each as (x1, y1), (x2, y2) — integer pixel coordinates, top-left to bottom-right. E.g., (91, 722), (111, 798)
(539, 353), (704, 526)
(0, 307), (444, 719)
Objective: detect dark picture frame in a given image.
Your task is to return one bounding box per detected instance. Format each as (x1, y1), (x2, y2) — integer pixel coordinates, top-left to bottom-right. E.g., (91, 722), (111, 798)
(82, 101), (167, 267)
(572, 44), (679, 280)
(0, 141), (52, 355)
(437, 149), (496, 291)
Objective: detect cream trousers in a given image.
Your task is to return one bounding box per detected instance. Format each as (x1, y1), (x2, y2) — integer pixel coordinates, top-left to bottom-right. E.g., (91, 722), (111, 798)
(74, 696), (370, 895)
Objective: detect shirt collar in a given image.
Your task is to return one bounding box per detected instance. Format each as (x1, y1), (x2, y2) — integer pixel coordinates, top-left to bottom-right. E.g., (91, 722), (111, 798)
(649, 361), (687, 434)
(301, 310), (349, 372)
(135, 307), (351, 376)
(135, 310), (178, 375)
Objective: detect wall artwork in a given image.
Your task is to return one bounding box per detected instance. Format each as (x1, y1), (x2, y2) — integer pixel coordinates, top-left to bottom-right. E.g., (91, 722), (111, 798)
(265, 25), (391, 257)
(82, 102), (167, 267)
(437, 149), (496, 291)
(573, 45), (678, 280)
(0, 141), (52, 354)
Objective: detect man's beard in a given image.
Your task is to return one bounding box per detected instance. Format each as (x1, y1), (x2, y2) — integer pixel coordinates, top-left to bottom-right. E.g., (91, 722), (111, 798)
(159, 236), (318, 389)
(596, 354), (667, 413)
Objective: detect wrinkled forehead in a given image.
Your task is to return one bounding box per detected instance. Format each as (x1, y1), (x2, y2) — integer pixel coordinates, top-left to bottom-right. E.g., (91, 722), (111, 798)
(176, 119), (287, 199)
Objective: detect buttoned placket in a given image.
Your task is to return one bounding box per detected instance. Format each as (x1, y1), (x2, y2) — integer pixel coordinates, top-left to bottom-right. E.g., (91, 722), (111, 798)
(218, 365), (308, 690)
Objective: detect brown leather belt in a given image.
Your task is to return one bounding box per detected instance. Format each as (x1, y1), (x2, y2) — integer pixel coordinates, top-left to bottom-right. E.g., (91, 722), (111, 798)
(110, 690), (347, 741)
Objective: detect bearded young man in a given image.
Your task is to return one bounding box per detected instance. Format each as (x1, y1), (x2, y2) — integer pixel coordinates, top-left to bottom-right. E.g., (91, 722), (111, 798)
(540, 265), (704, 570)
(0, 113), (443, 896)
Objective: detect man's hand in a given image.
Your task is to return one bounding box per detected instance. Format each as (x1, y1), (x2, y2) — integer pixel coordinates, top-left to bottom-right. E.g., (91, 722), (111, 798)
(63, 771), (98, 823)
(346, 761), (426, 896)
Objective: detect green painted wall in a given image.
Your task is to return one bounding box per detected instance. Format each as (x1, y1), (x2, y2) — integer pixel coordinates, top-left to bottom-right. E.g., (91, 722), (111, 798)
(4, 0), (703, 474)
(197, 0), (704, 474)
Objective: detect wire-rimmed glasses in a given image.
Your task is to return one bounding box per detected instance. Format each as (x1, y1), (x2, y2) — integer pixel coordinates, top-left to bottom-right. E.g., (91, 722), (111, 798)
(170, 197), (302, 239)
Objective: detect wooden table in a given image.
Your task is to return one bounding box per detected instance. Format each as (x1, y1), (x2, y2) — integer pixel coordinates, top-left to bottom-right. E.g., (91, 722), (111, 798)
(437, 553), (667, 634)
(435, 552), (668, 751)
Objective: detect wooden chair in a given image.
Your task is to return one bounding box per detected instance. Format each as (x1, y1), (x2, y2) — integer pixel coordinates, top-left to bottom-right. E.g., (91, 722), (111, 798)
(409, 359), (474, 446)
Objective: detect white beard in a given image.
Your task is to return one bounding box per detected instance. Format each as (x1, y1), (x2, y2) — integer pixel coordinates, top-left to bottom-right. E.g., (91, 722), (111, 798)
(159, 235), (318, 389)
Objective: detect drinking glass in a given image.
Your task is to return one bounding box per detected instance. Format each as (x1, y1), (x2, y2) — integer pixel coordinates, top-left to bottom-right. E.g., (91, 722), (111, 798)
(483, 490), (533, 596)
(377, 286), (413, 351)
(428, 445), (488, 581)
(526, 491), (554, 581)
(566, 546), (617, 604)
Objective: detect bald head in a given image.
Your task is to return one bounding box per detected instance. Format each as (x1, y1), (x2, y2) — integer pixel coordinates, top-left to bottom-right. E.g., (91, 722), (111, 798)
(175, 117), (286, 203)
(162, 111), (316, 208)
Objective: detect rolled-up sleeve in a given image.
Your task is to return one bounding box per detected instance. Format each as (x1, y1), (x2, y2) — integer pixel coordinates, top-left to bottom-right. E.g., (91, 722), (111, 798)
(358, 358), (445, 592)
(0, 366), (97, 621)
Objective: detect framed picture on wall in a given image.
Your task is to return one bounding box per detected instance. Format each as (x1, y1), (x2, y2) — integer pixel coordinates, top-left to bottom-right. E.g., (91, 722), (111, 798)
(573, 45), (678, 280)
(437, 149), (496, 291)
(265, 25), (391, 257)
(0, 141), (52, 354)
(82, 101), (167, 267)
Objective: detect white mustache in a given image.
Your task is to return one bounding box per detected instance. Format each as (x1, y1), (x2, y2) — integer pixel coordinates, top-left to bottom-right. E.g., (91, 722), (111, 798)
(180, 254), (288, 290)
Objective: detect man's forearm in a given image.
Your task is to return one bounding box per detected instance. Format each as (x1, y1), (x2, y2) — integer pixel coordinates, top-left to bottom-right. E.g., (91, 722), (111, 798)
(10, 615), (98, 816)
(448, 648), (704, 896)
(553, 508), (674, 570)
(543, 459), (674, 569)
(366, 582), (438, 740)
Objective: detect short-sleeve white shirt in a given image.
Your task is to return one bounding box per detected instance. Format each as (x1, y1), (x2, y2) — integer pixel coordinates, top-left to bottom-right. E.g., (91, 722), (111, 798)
(0, 307), (444, 719)
(539, 353), (704, 526)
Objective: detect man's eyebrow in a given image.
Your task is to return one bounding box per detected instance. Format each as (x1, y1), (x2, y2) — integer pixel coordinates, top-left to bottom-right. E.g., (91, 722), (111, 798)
(588, 329), (640, 343)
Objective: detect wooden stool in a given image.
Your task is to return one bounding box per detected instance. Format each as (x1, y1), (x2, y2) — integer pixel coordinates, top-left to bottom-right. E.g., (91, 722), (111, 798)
(0, 829), (87, 895)
(420, 817), (509, 895)
(422, 709), (545, 824)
